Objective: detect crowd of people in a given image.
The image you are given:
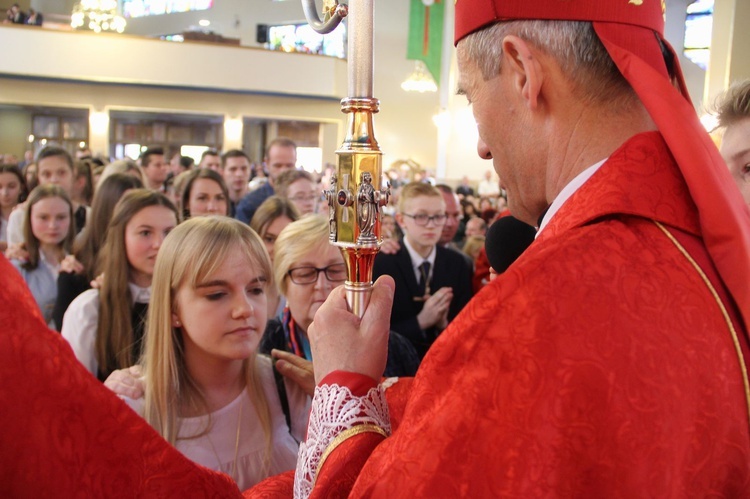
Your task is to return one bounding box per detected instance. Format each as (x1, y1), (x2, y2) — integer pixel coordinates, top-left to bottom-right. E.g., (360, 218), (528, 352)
(3, 3), (42, 26)
(2, 0), (750, 492)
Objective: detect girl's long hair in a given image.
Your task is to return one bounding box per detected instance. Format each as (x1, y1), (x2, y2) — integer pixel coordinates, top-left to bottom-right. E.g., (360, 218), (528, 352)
(22, 185), (75, 271)
(74, 173), (143, 280)
(142, 216), (274, 470)
(95, 189), (177, 376)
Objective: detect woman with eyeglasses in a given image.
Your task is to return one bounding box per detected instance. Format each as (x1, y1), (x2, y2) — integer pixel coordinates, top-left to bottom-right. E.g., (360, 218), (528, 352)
(259, 215), (419, 386)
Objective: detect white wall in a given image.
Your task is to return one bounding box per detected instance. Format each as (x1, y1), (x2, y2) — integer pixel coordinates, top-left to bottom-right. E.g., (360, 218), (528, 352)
(0, 25), (345, 99)
(705, 0), (750, 107)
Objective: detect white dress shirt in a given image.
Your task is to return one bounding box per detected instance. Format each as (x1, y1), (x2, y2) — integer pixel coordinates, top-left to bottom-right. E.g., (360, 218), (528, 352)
(537, 158), (607, 236)
(61, 282), (150, 376)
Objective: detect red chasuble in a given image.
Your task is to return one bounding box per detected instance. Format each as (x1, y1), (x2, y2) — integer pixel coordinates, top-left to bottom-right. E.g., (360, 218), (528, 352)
(251, 132), (750, 497)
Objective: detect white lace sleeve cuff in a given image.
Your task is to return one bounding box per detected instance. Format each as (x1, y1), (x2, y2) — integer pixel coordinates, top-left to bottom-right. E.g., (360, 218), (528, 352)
(293, 381), (392, 498)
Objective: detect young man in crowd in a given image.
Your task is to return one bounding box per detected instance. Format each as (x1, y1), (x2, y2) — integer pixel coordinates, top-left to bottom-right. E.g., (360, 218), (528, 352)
(220, 149), (252, 217)
(139, 147), (168, 192)
(235, 137), (297, 224)
(716, 80), (750, 208)
(198, 149), (221, 171)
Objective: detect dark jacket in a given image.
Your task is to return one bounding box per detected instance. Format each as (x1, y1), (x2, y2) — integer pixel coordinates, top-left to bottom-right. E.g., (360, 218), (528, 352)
(373, 241), (474, 358)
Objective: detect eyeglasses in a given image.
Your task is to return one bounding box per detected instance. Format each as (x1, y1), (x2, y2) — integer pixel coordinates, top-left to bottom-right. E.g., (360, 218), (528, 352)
(287, 263), (347, 285)
(402, 213), (448, 226)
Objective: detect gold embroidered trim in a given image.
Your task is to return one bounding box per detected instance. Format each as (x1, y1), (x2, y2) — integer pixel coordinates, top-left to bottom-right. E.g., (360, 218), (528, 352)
(316, 424), (388, 477)
(654, 221), (750, 431)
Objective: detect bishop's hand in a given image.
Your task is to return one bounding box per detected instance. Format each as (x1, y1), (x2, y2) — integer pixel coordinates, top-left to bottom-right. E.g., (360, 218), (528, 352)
(308, 275), (395, 384)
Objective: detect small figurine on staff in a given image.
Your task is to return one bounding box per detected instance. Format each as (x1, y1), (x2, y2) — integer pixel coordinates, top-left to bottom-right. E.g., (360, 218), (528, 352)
(356, 171), (378, 243)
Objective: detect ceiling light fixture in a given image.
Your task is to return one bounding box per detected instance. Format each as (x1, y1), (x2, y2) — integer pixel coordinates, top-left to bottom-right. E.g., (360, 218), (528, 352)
(71, 0), (127, 33)
(401, 60), (437, 93)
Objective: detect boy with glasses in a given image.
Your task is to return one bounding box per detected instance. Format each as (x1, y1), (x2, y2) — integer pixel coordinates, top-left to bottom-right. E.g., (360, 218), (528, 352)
(373, 182), (473, 358)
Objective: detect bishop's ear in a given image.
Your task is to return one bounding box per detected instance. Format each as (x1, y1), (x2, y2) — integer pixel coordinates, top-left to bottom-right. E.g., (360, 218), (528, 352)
(501, 35), (542, 110)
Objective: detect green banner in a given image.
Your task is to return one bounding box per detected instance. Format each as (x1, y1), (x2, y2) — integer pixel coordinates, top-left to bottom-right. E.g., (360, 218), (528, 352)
(406, 0), (444, 86)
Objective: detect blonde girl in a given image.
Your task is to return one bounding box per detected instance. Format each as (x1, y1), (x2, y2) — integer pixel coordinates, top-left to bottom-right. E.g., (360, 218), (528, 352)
(123, 216), (308, 490)
(10, 184), (74, 326)
(62, 189), (178, 380)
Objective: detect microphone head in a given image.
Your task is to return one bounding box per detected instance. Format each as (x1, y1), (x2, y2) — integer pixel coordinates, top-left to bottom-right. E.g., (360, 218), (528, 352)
(484, 216), (536, 274)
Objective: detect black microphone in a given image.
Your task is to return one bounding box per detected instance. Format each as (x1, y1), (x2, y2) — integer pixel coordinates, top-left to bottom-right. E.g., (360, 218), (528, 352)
(484, 216), (536, 274)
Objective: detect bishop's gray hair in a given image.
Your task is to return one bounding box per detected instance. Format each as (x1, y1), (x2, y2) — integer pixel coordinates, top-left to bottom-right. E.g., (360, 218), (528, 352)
(460, 20), (634, 106)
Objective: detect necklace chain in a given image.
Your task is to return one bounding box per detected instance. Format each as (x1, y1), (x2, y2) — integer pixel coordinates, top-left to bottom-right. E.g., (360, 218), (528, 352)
(231, 397), (243, 481)
(205, 394), (243, 484)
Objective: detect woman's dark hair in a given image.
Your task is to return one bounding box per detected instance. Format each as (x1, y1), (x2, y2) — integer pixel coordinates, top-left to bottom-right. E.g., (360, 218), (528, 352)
(96, 189), (177, 376)
(74, 160), (94, 206)
(461, 199), (477, 218)
(21, 162), (38, 192)
(0, 164), (28, 204)
(179, 168), (230, 221)
(74, 173), (144, 280)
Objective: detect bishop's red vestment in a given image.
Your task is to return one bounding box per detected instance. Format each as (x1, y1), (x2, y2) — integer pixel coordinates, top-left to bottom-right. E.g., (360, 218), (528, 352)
(250, 132), (750, 497)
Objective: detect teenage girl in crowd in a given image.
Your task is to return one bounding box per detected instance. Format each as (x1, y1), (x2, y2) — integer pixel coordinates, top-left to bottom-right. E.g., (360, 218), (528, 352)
(22, 162), (38, 192)
(108, 216), (310, 490)
(62, 190), (177, 380)
(180, 168), (229, 220)
(250, 196), (299, 262)
(250, 195), (299, 319)
(10, 185), (75, 327)
(0, 164), (26, 252)
(72, 160), (94, 208)
(53, 173), (144, 330)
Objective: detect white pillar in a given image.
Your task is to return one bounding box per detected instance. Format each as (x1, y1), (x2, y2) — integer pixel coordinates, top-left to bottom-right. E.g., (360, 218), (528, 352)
(223, 115), (243, 151)
(705, 0), (750, 106)
(88, 108), (109, 159)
